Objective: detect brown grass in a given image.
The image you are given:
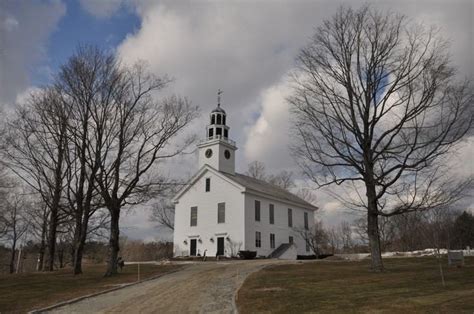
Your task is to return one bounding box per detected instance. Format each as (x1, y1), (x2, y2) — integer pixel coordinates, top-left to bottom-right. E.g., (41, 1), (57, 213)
(0, 263), (181, 313)
(237, 257), (474, 313)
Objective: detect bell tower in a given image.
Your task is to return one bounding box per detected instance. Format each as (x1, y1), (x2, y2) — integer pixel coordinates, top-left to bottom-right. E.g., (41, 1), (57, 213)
(197, 90), (237, 174)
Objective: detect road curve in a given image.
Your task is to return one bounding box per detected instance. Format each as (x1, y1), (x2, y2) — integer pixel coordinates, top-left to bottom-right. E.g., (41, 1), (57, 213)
(48, 259), (286, 314)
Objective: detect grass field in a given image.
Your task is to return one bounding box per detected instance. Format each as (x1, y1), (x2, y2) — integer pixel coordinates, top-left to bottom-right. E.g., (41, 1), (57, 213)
(237, 257), (474, 313)
(0, 263), (181, 313)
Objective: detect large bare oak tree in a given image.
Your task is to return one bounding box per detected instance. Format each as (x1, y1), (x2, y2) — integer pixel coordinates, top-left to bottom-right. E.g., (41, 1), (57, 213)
(90, 63), (198, 276)
(290, 5), (473, 271)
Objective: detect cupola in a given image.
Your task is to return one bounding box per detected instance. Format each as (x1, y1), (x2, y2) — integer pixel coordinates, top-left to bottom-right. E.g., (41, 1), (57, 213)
(197, 90), (237, 174)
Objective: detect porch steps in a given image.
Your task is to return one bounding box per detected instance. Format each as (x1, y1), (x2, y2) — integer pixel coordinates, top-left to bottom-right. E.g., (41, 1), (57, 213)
(268, 243), (292, 259)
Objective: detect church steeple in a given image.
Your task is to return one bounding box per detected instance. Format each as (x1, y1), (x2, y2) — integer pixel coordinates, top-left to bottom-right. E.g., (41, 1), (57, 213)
(198, 90), (237, 174)
(207, 89), (229, 140)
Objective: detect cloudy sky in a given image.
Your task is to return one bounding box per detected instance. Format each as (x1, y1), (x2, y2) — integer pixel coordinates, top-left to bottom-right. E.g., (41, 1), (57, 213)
(1, 0), (472, 241)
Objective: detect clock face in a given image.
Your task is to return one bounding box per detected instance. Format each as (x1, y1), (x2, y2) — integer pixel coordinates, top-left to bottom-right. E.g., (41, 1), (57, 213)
(205, 149), (213, 158)
(224, 150), (231, 159)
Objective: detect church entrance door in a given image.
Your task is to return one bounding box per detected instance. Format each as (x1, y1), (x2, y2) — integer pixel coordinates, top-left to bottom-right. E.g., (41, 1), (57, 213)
(217, 237), (225, 256)
(190, 239), (197, 256)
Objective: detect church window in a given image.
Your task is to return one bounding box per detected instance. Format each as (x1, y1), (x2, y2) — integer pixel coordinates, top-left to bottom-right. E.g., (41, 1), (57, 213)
(190, 207), (198, 226)
(304, 212), (309, 230)
(224, 150), (231, 159)
(289, 236), (294, 244)
(205, 178), (211, 192)
(270, 233), (275, 249)
(223, 115), (226, 125)
(216, 128), (222, 137)
(218, 202), (225, 223)
(209, 128), (214, 138)
(255, 200), (261, 221)
(216, 114), (222, 124)
(256, 231), (261, 248)
(224, 129), (228, 138)
(269, 204), (274, 224)
(306, 240), (310, 252)
(288, 208), (293, 227)
(211, 114), (215, 124)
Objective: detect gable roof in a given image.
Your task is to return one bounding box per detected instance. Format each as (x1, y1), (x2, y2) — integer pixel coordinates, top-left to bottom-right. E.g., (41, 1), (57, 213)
(172, 165), (245, 203)
(220, 172), (318, 211)
(172, 165), (318, 211)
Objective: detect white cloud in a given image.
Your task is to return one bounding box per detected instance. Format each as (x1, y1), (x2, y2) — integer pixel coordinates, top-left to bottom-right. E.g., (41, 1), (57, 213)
(3, 16), (19, 31)
(115, 0), (473, 239)
(79, 0), (124, 18)
(0, 0), (66, 106)
(244, 78), (294, 172)
(116, 1), (330, 172)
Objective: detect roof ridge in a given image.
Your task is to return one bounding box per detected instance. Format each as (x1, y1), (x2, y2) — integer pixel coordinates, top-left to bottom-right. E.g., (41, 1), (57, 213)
(227, 171), (317, 210)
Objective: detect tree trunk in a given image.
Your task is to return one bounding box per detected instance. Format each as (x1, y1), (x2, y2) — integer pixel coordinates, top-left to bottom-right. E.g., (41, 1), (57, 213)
(46, 124), (66, 271)
(366, 182), (384, 272)
(72, 211), (83, 274)
(46, 208), (58, 271)
(104, 208), (120, 277)
(37, 247), (45, 271)
(72, 213), (90, 275)
(58, 246), (64, 268)
(9, 240), (17, 274)
(37, 209), (48, 271)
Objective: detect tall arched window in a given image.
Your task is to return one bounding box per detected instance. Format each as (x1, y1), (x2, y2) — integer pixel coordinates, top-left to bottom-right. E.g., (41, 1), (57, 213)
(216, 114), (222, 125)
(211, 115), (215, 124)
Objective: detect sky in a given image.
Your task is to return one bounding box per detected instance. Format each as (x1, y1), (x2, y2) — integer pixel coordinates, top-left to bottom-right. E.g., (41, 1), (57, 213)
(1, 0), (473, 242)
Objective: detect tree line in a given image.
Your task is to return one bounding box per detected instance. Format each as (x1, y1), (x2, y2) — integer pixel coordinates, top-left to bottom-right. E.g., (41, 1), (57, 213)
(300, 210), (474, 257)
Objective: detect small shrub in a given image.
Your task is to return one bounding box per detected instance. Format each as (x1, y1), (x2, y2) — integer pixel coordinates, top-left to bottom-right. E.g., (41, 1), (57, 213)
(238, 250), (257, 259)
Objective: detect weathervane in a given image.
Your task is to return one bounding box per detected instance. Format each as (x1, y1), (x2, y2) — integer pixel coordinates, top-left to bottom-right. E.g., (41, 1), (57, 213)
(217, 89), (223, 107)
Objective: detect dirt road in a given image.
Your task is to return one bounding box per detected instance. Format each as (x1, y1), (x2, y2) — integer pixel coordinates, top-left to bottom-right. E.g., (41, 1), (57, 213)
(48, 260), (286, 313)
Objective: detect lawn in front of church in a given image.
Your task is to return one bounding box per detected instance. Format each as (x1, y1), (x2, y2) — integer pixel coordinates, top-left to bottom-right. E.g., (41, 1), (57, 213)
(237, 257), (474, 313)
(0, 263), (181, 313)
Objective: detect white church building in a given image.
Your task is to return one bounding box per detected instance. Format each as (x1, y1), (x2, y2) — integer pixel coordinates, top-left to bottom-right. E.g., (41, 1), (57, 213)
(172, 94), (318, 259)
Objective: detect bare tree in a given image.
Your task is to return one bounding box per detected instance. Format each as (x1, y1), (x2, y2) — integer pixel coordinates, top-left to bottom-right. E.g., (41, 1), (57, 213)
(4, 89), (71, 271)
(245, 161), (267, 181)
(296, 220), (328, 256)
(150, 198), (175, 231)
(290, 5), (473, 271)
(246, 160), (296, 191)
(353, 216), (396, 252)
(24, 199), (50, 271)
(225, 239), (243, 257)
(326, 227), (341, 254)
(296, 188), (317, 205)
(420, 207), (457, 287)
(391, 211), (425, 251)
(268, 170), (295, 190)
(1, 192), (30, 273)
(90, 63), (199, 276)
(339, 221), (353, 252)
(149, 181), (187, 231)
(57, 46), (116, 275)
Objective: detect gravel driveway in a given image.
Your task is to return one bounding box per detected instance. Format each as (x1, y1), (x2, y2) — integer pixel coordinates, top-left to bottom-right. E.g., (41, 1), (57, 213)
(47, 259), (287, 313)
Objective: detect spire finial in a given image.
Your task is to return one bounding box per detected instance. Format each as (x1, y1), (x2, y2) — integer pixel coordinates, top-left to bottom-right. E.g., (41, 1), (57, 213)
(217, 89), (223, 107)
